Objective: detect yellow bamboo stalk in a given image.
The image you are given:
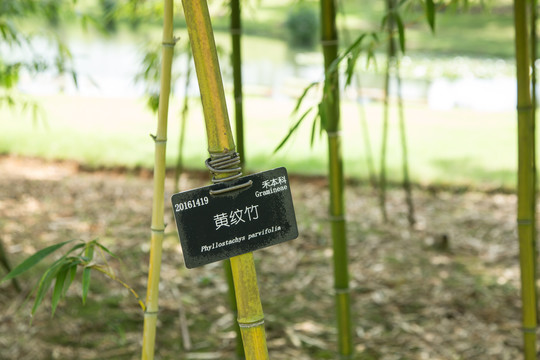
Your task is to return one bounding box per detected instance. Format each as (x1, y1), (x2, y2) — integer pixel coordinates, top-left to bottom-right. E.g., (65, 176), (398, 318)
(180, 1), (269, 358)
(141, 1), (175, 359)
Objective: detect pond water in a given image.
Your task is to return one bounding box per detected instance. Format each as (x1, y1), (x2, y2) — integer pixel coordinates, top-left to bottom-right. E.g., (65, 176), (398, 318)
(14, 32), (518, 112)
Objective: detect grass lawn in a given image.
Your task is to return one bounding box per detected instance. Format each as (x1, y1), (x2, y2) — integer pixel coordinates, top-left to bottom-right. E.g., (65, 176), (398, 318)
(0, 93), (518, 190)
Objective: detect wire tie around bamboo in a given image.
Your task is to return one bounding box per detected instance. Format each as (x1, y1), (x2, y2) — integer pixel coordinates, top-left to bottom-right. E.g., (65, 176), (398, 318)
(522, 326), (537, 334)
(238, 319), (265, 329)
(321, 39), (339, 46)
(205, 151), (253, 195)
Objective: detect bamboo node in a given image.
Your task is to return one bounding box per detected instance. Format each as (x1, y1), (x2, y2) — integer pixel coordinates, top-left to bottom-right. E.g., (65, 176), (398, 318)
(522, 326), (537, 334)
(162, 37), (179, 48)
(144, 310), (159, 316)
(516, 104), (534, 112)
(151, 227), (165, 234)
(238, 319), (265, 328)
(230, 28), (242, 35)
(329, 215), (345, 222)
(517, 218), (533, 225)
(321, 39), (339, 47)
(335, 287), (350, 294)
(327, 130), (342, 138)
(150, 134), (167, 144)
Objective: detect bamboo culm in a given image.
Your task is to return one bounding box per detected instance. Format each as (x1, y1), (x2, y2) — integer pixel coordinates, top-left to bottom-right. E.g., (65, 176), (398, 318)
(141, 0), (175, 359)
(181, 1), (269, 358)
(321, 0), (353, 357)
(513, 0), (538, 358)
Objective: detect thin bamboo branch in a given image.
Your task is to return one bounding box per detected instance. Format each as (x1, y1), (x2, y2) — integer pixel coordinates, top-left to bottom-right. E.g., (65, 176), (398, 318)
(396, 56), (416, 227)
(321, 0), (353, 357)
(513, 0), (538, 358)
(231, 0), (245, 167)
(229, 2), (246, 356)
(354, 74), (377, 189)
(174, 45), (193, 193)
(141, 1), (175, 359)
(379, 54), (390, 223)
(181, 1), (269, 358)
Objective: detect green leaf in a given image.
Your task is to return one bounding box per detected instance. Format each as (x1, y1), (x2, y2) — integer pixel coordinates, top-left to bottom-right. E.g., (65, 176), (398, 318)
(425, 0), (436, 32)
(1, 240), (74, 284)
(292, 82), (318, 115)
(81, 245), (95, 305)
(396, 14), (406, 54)
(95, 242), (119, 260)
(51, 264), (69, 317)
(31, 257), (68, 316)
(274, 107), (313, 153)
(82, 267), (91, 305)
(319, 101), (328, 132)
(63, 259), (80, 298)
(310, 113), (320, 147)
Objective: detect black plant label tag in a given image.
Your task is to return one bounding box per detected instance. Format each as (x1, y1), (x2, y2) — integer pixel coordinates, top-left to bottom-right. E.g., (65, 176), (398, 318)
(171, 167), (298, 268)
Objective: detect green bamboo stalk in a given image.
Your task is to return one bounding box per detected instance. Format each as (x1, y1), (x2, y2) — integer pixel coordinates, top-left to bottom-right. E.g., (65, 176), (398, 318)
(181, 1), (269, 358)
(141, 0), (175, 359)
(514, 0), (538, 358)
(229, 3), (247, 355)
(529, 0), (538, 322)
(174, 45), (193, 193)
(321, 0), (353, 357)
(231, 0), (245, 166)
(396, 56), (415, 227)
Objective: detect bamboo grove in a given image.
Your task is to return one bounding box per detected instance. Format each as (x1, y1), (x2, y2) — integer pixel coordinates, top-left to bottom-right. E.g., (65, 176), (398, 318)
(1, 1), (539, 360)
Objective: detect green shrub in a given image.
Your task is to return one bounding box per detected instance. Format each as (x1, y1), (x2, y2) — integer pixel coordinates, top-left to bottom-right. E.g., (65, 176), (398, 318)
(285, 4), (318, 48)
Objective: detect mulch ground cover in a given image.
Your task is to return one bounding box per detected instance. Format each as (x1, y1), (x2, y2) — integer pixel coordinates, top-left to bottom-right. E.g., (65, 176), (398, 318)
(0, 155), (532, 359)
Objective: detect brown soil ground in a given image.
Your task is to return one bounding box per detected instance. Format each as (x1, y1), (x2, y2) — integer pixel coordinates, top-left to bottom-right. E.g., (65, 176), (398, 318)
(0, 155), (533, 359)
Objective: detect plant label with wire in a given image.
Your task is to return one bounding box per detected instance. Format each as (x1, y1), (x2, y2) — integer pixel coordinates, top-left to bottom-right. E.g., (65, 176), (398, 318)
(171, 167), (298, 268)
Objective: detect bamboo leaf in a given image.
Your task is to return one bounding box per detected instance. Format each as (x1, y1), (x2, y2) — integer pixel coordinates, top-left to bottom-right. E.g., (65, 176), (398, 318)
(82, 267), (91, 305)
(425, 0), (436, 32)
(319, 101), (328, 132)
(31, 257), (68, 316)
(62, 259), (80, 298)
(310, 113), (320, 147)
(95, 242), (119, 260)
(0, 240), (74, 283)
(81, 245), (94, 305)
(51, 264), (69, 317)
(396, 14), (406, 54)
(274, 108), (313, 153)
(293, 82), (319, 115)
